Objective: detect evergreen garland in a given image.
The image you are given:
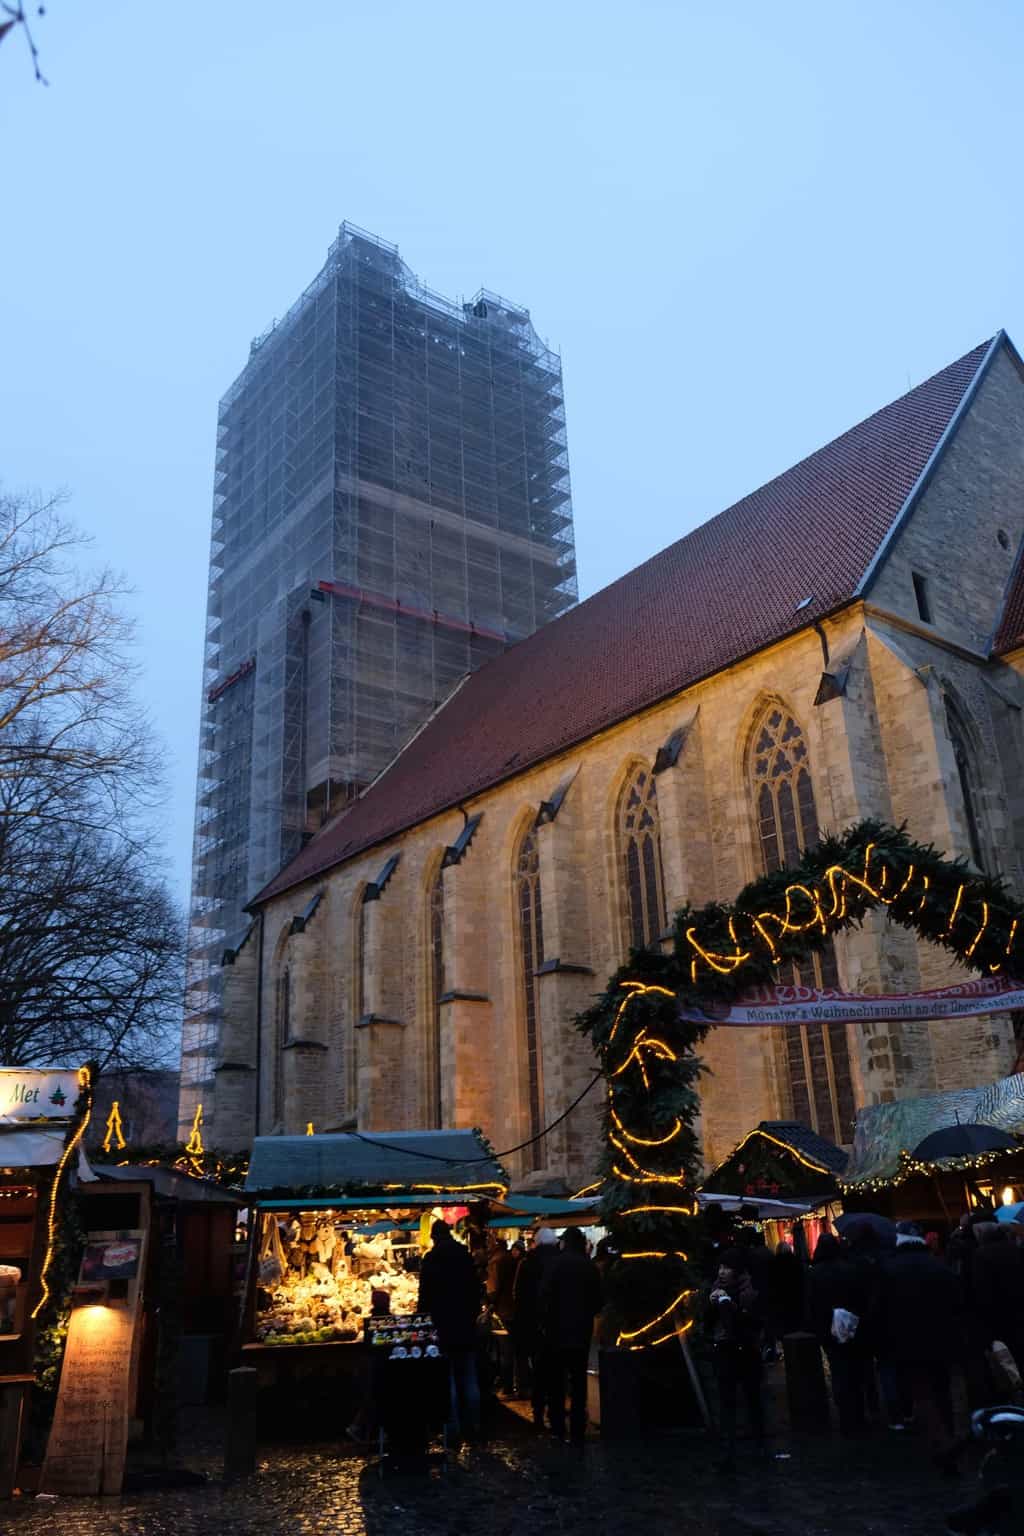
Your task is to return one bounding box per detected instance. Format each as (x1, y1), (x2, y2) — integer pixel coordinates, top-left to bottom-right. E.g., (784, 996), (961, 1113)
(577, 819), (1024, 1345)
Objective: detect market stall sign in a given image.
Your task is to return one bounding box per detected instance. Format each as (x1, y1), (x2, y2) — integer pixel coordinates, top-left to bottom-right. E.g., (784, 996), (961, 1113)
(679, 975), (1024, 1028)
(40, 1300), (134, 1494)
(0, 1068), (81, 1123)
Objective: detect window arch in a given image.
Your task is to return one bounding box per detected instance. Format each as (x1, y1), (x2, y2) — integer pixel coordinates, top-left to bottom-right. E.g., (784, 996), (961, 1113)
(426, 862), (445, 1129)
(515, 823), (545, 1170)
(750, 704), (855, 1144)
(945, 700), (985, 872)
(274, 963), (290, 1128)
(618, 763), (666, 951)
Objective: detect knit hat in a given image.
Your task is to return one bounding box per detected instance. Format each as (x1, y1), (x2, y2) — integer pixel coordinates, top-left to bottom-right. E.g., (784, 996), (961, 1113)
(535, 1227), (558, 1246)
(896, 1221), (926, 1247)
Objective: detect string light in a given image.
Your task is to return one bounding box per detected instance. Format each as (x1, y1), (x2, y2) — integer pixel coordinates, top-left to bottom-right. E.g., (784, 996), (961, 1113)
(625, 1319), (693, 1350)
(31, 1067), (93, 1321)
(609, 1103), (681, 1147)
(185, 1104), (204, 1157)
(610, 1132), (687, 1183)
(617, 1286), (694, 1343)
(965, 903), (989, 959)
(718, 1125), (832, 1178)
(621, 1204), (696, 1217)
(102, 1101), (126, 1153)
(306, 1122), (314, 1136)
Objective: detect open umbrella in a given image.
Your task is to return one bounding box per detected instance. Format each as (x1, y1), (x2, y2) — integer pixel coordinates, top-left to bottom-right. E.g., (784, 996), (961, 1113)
(912, 1124), (1018, 1162)
(835, 1211), (898, 1247)
(995, 1202), (1024, 1225)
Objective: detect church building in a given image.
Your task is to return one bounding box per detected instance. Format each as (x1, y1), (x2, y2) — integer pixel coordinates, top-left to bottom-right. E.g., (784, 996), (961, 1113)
(213, 332), (1024, 1186)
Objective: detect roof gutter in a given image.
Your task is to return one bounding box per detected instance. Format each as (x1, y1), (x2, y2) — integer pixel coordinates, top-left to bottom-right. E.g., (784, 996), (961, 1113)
(854, 331), (1004, 601)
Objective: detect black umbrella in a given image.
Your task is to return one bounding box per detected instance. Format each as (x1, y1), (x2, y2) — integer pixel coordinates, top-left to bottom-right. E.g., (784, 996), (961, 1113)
(912, 1124), (1018, 1162)
(835, 1211), (898, 1247)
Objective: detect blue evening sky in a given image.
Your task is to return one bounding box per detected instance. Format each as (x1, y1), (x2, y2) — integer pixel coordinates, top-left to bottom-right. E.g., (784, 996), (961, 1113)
(2, 2), (1023, 911)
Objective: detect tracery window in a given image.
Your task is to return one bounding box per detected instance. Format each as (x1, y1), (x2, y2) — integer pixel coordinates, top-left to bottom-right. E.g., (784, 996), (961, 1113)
(619, 764), (667, 951)
(426, 863), (445, 1128)
(515, 824), (545, 1170)
(751, 706), (855, 1143)
(945, 702), (985, 872)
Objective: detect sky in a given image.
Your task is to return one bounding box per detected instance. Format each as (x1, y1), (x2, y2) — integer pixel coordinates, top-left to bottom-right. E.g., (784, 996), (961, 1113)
(3, 2), (1024, 915)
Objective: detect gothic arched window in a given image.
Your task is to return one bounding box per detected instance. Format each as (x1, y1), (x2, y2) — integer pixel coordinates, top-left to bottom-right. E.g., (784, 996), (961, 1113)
(751, 705), (855, 1144)
(274, 964), (290, 1127)
(426, 863), (445, 1128)
(515, 824), (545, 1170)
(619, 764), (666, 951)
(945, 701), (985, 872)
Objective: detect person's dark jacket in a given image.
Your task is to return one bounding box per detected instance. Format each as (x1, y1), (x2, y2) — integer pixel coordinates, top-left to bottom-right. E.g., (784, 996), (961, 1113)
(806, 1240), (869, 1350)
(513, 1242), (559, 1338)
(704, 1272), (762, 1353)
(539, 1248), (603, 1351)
(876, 1243), (961, 1366)
(766, 1247), (805, 1338)
(417, 1234), (482, 1353)
(971, 1227), (1024, 1340)
(487, 1246), (518, 1324)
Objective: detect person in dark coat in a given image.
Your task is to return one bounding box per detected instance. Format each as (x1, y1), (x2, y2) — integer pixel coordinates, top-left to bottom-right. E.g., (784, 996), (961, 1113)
(806, 1233), (870, 1435)
(971, 1222), (1024, 1381)
(513, 1227), (560, 1425)
(876, 1221), (961, 1468)
(766, 1241), (805, 1349)
(538, 1227), (602, 1445)
(486, 1236), (519, 1395)
(417, 1220), (483, 1437)
(705, 1248), (765, 1472)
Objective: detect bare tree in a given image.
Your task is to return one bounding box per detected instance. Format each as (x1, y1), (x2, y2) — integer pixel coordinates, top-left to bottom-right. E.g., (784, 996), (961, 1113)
(0, 751), (183, 1071)
(0, 3), (47, 84)
(0, 487), (183, 1070)
(0, 488), (154, 819)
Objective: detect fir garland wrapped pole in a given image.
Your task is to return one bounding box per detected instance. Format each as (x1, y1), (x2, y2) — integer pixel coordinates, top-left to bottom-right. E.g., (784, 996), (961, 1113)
(578, 819), (1024, 1347)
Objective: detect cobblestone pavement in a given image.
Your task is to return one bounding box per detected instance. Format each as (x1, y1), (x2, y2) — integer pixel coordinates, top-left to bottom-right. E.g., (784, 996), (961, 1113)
(0, 1416), (978, 1536)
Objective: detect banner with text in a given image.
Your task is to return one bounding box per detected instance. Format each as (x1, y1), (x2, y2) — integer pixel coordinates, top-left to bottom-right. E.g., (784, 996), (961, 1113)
(679, 976), (1024, 1028)
(0, 1068), (82, 1123)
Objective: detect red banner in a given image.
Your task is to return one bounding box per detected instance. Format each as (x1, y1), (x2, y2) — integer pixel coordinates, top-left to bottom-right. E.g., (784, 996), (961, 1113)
(679, 975), (1024, 1028)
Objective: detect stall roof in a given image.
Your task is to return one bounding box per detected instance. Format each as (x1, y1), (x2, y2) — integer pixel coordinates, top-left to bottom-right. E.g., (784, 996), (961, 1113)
(245, 1128), (507, 1198)
(97, 1162), (244, 1205)
(845, 1071), (1024, 1185)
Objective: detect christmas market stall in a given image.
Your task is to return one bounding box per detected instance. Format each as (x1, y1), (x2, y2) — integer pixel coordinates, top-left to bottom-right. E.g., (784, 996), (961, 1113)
(240, 1128), (507, 1435)
(840, 1071), (1024, 1227)
(696, 1121), (847, 1257)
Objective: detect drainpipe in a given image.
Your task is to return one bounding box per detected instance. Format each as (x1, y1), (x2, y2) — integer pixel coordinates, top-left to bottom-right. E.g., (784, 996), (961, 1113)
(254, 909), (265, 1136)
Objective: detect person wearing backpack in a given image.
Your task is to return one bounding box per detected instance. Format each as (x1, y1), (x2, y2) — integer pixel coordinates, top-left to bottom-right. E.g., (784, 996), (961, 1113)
(807, 1232), (870, 1436)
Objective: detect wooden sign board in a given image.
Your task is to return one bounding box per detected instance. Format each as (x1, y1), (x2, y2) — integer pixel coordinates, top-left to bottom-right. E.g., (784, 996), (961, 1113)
(41, 1220), (148, 1496)
(40, 1300), (133, 1494)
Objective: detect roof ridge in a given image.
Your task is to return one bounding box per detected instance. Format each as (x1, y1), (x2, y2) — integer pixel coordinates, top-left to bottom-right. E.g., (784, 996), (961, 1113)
(252, 335), (999, 906)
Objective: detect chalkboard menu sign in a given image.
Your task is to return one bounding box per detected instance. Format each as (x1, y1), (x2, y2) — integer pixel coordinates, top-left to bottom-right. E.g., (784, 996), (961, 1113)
(40, 1301), (133, 1494)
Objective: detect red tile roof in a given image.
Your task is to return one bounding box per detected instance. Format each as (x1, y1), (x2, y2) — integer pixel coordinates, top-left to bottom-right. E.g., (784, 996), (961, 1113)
(255, 337), (995, 905)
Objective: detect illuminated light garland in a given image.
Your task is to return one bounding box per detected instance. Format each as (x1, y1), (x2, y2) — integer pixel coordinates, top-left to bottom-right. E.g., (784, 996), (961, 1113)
(571, 1179), (605, 1199)
(610, 1131), (687, 1183)
(965, 903), (989, 960)
(102, 1101), (126, 1153)
(685, 925), (750, 977)
(31, 1066), (93, 1322)
(611, 1163), (689, 1187)
(1007, 919), (1019, 956)
(609, 1103), (681, 1147)
(714, 1124), (833, 1179)
(621, 1204), (696, 1217)
(185, 1104), (204, 1157)
(620, 1249), (688, 1261)
(625, 1320), (693, 1351)
(607, 982), (675, 1045)
(944, 884), (965, 937)
(617, 1286), (694, 1343)
(306, 1122), (315, 1135)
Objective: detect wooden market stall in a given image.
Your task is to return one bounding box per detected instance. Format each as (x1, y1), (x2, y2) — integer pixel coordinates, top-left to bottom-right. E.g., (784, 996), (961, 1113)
(697, 1120), (847, 1256)
(840, 1071), (1024, 1229)
(240, 1128), (507, 1436)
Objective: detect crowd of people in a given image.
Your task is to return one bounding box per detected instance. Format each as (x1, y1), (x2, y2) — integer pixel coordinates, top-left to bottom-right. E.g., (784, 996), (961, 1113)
(702, 1208), (1024, 1475)
(416, 1219), (603, 1446)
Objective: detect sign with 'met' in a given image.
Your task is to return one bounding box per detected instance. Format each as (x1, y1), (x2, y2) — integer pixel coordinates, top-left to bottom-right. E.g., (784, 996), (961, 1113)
(0, 1068), (82, 1122)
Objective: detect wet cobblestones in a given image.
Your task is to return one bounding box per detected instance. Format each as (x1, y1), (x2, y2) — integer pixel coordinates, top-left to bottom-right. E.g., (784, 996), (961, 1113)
(0, 1419), (972, 1536)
